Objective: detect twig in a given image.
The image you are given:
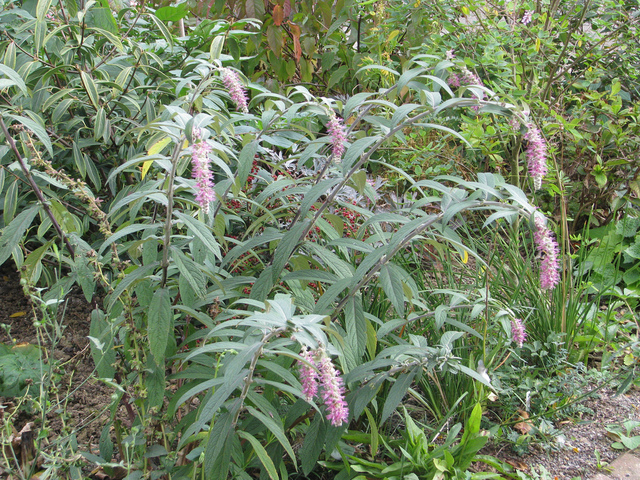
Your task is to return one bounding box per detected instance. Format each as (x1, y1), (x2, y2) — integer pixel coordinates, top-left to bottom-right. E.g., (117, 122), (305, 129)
(0, 118), (75, 259)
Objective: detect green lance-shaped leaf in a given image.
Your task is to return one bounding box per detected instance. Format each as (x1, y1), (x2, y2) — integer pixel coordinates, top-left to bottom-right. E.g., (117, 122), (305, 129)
(314, 277), (352, 314)
(146, 356), (165, 409)
(179, 349), (257, 447)
(94, 107), (108, 142)
(246, 405), (297, 470)
(300, 412), (327, 476)
(64, 0), (79, 17)
(34, 20), (46, 53)
(396, 66), (427, 91)
(299, 177), (342, 218)
(3, 179), (18, 224)
(270, 220), (307, 283)
(147, 13), (174, 49)
(0, 64), (27, 94)
(99, 423), (113, 462)
(88, 309), (116, 378)
(174, 211), (222, 261)
(155, 3), (189, 22)
(344, 92), (375, 119)
(379, 263), (405, 316)
(347, 372), (388, 421)
(148, 287), (172, 364)
(306, 243), (355, 279)
(390, 103), (422, 129)
(99, 223), (161, 255)
(341, 136), (379, 172)
(171, 246), (207, 299)
(80, 71), (100, 110)
(221, 229), (282, 268)
(0, 205), (40, 266)
(237, 430), (279, 480)
(205, 409), (237, 479)
(380, 367), (418, 424)
(5, 114), (53, 158)
(210, 35), (225, 61)
(234, 140), (258, 193)
(344, 295), (366, 370)
(85, 8), (118, 35)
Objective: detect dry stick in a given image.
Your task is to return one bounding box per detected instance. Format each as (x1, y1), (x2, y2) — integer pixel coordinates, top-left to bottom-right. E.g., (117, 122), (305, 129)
(0, 118), (75, 259)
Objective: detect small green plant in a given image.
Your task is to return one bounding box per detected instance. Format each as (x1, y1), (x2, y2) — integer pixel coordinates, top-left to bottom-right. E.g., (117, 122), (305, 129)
(329, 404), (511, 479)
(605, 420), (640, 450)
(0, 342), (41, 398)
(581, 214), (640, 295)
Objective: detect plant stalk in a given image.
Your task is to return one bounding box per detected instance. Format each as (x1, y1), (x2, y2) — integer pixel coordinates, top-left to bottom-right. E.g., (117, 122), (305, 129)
(0, 118), (75, 259)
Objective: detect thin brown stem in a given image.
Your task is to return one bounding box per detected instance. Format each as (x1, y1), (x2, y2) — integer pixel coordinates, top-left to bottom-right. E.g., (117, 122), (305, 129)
(0, 118), (75, 258)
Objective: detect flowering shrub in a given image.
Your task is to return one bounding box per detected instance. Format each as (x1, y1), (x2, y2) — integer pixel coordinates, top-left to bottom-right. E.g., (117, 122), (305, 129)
(0, 2), (573, 478)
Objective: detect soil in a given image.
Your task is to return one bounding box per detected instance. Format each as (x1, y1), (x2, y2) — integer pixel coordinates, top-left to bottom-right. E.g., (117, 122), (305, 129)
(480, 386), (640, 479)
(0, 262), (638, 480)
(0, 263), (115, 476)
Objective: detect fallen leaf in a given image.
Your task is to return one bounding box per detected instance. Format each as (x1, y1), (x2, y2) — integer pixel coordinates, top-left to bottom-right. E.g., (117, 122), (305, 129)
(505, 458), (529, 471)
(513, 409), (533, 435)
(606, 430), (621, 441)
(10, 311), (26, 318)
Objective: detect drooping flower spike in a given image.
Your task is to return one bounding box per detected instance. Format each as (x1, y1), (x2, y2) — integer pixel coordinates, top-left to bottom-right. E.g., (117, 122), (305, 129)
(327, 113), (347, 161)
(191, 128), (215, 214)
(318, 352), (349, 427)
(511, 318), (527, 347)
(297, 347), (319, 402)
(447, 67), (485, 109)
(524, 123), (548, 190)
(297, 347), (349, 427)
(220, 68), (249, 113)
(533, 215), (560, 290)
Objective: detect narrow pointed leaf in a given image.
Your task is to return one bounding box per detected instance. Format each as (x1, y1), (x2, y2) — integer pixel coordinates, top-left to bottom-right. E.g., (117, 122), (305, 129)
(148, 287), (172, 364)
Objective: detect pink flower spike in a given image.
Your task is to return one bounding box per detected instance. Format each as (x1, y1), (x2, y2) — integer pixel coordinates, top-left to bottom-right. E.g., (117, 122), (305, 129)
(524, 123), (548, 190)
(533, 215), (561, 290)
(327, 114), (347, 161)
(511, 318), (527, 347)
(298, 348), (319, 402)
(191, 128), (215, 214)
(522, 10), (534, 24)
(221, 68), (249, 113)
(448, 68), (485, 110)
(448, 73), (461, 88)
(318, 352), (349, 427)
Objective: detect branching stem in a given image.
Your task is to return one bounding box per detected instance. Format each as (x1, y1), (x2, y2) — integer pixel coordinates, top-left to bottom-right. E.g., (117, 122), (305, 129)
(0, 118), (75, 258)
(231, 326), (288, 428)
